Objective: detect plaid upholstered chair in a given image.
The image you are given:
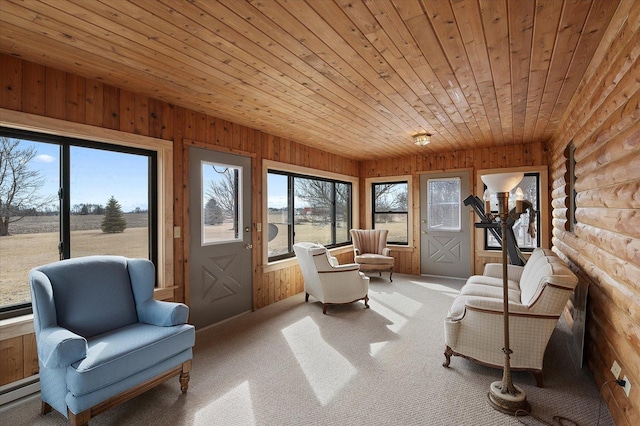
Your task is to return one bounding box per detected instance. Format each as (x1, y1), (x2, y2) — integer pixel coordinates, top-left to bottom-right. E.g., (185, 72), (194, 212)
(350, 229), (395, 282)
(443, 248), (578, 387)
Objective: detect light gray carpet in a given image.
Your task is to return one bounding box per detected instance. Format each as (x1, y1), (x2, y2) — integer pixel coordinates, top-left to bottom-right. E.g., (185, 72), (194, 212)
(1, 274), (613, 425)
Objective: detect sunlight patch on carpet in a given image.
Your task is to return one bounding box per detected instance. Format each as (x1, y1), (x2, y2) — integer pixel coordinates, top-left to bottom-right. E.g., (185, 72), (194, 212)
(368, 298), (408, 333)
(410, 281), (460, 298)
(195, 380), (256, 425)
(369, 290), (423, 317)
(282, 316), (356, 406)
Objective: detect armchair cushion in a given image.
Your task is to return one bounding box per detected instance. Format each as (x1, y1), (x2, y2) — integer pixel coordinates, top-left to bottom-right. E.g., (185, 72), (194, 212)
(67, 323), (194, 396)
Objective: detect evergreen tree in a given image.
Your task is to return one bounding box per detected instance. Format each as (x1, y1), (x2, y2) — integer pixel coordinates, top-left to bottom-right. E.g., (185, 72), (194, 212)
(101, 196), (127, 233)
(205, 198), (224, 225)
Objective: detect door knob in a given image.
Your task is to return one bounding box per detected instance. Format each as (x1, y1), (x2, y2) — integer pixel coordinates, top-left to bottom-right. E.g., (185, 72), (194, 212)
(245, 243), (253, 249)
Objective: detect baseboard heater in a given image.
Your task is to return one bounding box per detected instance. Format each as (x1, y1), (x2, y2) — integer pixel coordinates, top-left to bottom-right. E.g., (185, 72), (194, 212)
(0, 375), (40, 408)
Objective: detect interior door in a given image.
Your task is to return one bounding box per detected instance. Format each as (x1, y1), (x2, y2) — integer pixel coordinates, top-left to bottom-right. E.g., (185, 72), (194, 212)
(189, 147), (252, 329)
(420, 171), (471, 278)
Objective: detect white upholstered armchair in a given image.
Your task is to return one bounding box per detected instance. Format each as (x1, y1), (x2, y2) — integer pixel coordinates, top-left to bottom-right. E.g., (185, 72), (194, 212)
(293, 242), (370, 314)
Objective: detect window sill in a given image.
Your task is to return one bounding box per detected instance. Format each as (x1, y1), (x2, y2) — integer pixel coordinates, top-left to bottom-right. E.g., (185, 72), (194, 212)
(263, 245), (354, 273)
(0, 287), (180, 341)
(0, 315), (34, 340)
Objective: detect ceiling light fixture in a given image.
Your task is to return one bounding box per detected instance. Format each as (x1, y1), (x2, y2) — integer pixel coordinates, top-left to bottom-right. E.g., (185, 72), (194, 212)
(413, 132), (431, 146)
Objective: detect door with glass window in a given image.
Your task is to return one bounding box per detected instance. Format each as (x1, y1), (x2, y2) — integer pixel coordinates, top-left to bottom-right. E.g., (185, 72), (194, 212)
(419, 172), (471, 278)
(189, 147), (252, 329)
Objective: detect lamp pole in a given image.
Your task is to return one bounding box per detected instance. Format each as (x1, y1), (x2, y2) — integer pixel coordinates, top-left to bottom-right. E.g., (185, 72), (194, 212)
(487, 191), (530, 414)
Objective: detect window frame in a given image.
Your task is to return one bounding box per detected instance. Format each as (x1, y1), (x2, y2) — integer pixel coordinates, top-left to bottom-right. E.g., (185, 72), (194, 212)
(0, 109), (174, 322)
(263, 160), (359, 266)
(475, 165), (549, 259)
(371, 180), (409, 245)
(483, 172), (541, 252)
(364, 175), (413, 249)
(266, 170), (353, 262)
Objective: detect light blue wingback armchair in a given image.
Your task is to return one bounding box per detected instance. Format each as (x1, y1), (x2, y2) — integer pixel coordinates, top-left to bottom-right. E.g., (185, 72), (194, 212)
(29, 256), (195, 426)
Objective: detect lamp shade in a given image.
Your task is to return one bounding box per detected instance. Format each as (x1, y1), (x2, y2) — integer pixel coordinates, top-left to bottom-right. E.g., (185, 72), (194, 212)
(481, 172), (524, 193)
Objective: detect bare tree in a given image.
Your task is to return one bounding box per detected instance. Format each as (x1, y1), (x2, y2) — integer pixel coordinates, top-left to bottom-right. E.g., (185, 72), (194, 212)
(205, 168), (237, 221)
(0, 137), (55, 236)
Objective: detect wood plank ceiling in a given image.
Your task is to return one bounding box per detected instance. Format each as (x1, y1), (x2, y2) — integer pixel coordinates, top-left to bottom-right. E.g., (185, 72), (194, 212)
(0, 0), (620, 161)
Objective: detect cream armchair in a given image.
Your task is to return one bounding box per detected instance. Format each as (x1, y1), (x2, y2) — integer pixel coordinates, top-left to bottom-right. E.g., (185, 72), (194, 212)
(443, 248), (578, 387)
(350, 229), (395, 281)
(293, 242), (370, 314)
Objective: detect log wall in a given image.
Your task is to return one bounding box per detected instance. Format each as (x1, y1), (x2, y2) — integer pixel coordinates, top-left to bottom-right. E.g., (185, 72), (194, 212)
(548, 2), (640, 424)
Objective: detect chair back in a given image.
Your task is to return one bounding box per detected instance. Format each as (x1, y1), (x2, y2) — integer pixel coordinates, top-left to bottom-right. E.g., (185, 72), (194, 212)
(32, 256), (138, 338)
(350, 229), (389, 255)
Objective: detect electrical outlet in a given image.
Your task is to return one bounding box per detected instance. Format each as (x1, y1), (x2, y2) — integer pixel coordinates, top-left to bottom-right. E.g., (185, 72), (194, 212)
(622, 375), (631, 397)
(611, 360), (622, 379)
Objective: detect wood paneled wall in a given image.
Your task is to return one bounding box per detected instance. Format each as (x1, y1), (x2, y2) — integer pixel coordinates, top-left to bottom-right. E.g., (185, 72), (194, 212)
(548, 2), (640, 424)
(359, 141), (549, 276)
(0, 53), (358, 384)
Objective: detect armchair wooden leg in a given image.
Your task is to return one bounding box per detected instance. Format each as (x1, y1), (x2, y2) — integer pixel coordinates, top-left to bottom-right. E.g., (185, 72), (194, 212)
(305, 293), (310, 302)
(389, 270), (393, 282)
(68, 409), (90, 426)
(364, 295), (370, 309)
(322, 304), (328, 314)
(41, 401), (52, 415)
(532, 370), (544, 388)
(443, 345), (453, 367)
(180, 360), (192, 393)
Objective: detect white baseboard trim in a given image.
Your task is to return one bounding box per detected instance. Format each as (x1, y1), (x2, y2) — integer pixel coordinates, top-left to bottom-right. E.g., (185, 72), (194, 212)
(0, 375), (40, 408)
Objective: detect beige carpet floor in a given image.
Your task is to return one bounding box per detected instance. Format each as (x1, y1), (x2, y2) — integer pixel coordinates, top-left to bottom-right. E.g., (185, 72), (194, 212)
(0, 273), (613, 425)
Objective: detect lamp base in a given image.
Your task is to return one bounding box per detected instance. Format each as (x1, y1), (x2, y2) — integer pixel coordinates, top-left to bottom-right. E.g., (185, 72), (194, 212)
(487, 381), (530, 416)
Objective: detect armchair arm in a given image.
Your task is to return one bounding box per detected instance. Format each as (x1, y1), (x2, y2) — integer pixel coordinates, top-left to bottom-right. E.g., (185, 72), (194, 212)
(483, 263), (524, 282)
(464, 297), (551, 317)
(321, 262), (361, 272)
(382, 247), (391, 256)
(137, 300), (189, 326)
(38, 326), (87, 369)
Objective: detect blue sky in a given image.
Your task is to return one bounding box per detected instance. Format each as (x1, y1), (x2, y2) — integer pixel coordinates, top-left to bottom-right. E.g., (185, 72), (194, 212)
(23, 139), (295, 213)
(24, 140), (149, 212)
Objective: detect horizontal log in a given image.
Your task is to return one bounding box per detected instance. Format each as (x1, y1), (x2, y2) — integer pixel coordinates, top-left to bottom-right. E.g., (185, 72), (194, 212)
(574, 223), (640, 266)
(552, 235), (640, 326)
(551, 183), (567, 201)
(575, 149), (640, 192)
(557, 222), (640, 291)
(575, 207), (640, 239)
(576, 124), (640, 177)
(589, 284), (640, 378)
(585, 329), (634, 426)
(551, 196), (566, 210)
(570, 41), (640, 156)
(576, 179), (640, 209)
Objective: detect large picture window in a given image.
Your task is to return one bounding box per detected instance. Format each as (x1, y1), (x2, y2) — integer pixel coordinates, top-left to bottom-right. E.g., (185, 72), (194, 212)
(372, 181), (408, 244)
(267, 170), (352, 261)
(0, 128), (157, 319)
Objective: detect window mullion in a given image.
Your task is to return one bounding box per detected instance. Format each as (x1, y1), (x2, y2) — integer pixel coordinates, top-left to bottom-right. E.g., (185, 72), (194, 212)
(60, 143), (70, 260)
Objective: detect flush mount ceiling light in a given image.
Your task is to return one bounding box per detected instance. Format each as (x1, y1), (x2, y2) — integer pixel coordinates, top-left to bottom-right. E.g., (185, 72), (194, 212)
(413, 132), (431, 146)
